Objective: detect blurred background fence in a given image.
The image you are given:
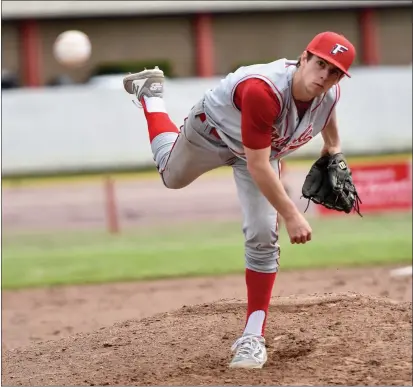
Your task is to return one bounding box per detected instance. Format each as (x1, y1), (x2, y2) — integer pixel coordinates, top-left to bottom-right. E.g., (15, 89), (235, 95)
(2, 66), (412, 175)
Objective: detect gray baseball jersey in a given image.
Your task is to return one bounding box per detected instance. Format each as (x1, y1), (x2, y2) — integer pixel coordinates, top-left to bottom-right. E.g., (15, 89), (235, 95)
(203, 58), (340, 160)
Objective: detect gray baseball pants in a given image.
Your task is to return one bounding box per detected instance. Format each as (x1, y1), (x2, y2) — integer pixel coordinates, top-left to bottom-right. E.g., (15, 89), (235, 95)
(150, 98), (280, 273)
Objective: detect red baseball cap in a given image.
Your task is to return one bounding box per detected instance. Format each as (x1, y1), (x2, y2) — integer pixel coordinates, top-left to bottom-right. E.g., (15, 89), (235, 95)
(306, 31), (356, 77)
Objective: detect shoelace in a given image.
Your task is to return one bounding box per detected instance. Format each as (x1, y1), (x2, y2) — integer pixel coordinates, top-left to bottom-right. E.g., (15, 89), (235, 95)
(231, 335), (264, 358)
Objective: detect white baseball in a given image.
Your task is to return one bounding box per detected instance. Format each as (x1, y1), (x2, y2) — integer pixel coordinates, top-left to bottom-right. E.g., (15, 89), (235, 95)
(53, 30), (92, 67)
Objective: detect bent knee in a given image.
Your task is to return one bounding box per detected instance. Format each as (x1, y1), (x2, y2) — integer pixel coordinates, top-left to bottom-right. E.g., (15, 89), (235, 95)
(244, 225), (277, 248)
(161, 173), (190, 189)
(244, 226), (279, 272)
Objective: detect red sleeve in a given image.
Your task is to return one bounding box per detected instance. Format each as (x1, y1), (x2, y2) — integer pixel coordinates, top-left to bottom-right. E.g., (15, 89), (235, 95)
(233, 78), (281, 150)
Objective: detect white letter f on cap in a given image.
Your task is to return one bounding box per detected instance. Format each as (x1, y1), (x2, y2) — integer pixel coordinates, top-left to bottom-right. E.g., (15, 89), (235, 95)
(331, 43), (348, 55)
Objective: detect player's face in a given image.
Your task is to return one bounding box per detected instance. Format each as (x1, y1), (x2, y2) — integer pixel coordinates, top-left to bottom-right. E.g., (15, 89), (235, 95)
(301, 53), (344, 97)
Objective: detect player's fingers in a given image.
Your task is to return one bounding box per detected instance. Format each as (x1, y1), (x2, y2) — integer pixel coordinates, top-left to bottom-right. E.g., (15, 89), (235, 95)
(292, 232), (311, 244)
(293, 235), (303, 244)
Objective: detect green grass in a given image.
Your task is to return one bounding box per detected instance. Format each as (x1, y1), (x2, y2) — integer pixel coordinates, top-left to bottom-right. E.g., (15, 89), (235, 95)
(2, 213), (412, 290)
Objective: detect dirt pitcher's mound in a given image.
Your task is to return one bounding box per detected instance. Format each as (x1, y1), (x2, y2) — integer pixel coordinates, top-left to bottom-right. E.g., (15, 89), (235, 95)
(2, 292), (412, 386)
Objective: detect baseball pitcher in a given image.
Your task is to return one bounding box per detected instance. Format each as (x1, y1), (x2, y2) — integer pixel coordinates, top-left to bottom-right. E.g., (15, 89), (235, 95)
(123, 31), (361, 369)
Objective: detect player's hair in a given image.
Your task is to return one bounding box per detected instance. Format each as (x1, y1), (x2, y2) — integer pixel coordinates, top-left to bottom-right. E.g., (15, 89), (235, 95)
(296, 52), (314, 68)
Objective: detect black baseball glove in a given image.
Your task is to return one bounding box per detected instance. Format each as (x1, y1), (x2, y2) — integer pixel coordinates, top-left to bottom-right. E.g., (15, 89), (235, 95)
(302, 153), (362, 216)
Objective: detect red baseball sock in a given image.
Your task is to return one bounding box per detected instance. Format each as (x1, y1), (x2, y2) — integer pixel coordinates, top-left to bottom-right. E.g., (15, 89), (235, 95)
(141, 97), (179, 142)
(243, 268), (277, 337)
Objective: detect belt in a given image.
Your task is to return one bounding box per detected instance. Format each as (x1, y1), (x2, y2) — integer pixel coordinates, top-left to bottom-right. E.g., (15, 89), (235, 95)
(196, 112), (246, 158)
(196, 112), (221, 140)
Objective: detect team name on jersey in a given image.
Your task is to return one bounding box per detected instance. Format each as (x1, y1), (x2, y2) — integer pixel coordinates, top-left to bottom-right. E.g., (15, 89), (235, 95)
(271, 124), (313, 158)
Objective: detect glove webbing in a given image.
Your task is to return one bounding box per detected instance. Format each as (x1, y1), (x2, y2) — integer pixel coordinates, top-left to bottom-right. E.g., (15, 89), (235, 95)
(302, 193), (363, 217)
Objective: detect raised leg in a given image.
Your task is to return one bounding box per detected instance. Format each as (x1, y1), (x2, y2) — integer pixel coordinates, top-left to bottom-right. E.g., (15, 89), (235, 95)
(123, 68), (234, 189)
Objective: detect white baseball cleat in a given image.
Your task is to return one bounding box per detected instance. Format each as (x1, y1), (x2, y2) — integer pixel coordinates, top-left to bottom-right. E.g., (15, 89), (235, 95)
(229, 334), (268, 369)
(123, 66), (165, 101)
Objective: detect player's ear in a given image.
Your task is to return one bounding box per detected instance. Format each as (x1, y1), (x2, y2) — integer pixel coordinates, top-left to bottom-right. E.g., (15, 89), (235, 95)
(298, 51), (307, 67)
(302, 50), (314, 66)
